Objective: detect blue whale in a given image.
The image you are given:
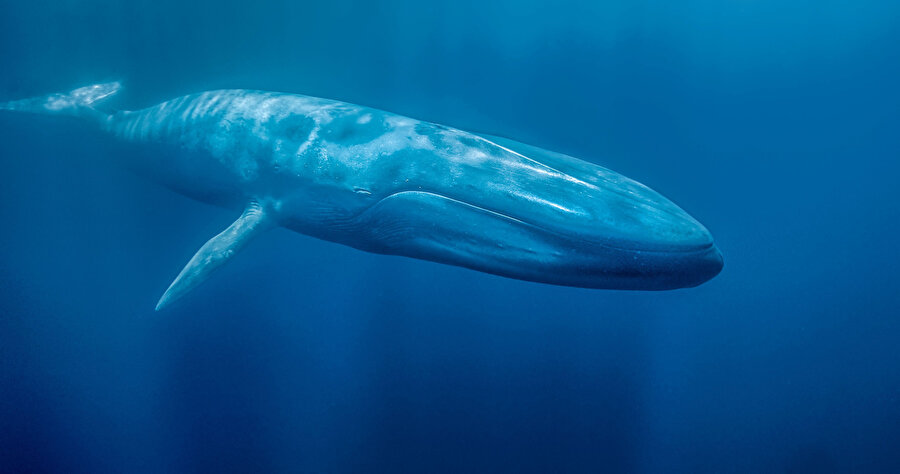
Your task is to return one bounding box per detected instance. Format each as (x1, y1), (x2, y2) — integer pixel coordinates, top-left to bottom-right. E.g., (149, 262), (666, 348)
(1, 82), (722, 309)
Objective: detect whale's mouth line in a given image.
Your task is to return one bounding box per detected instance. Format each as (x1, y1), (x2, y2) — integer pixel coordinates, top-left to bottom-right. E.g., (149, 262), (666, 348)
(367, 190), (714, 255)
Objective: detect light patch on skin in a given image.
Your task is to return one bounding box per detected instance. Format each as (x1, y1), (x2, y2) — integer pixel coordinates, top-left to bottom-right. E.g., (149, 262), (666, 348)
(498, 185), (587, 217)
(462, 147), (489, 163)
(70, 82), (120, 104)
(324, 123), (436, 171)
(432, 129), (497, 166)
(409, 133), (433, 150)
(529, 195), (583, 215)
(248, 98), (280, 142)
(473, 135), (599, 190)
(385, 116), (415, 128)
(357, 113), (371, 124)
(44, 95), (71, 111)
(296, 124), (319, 157)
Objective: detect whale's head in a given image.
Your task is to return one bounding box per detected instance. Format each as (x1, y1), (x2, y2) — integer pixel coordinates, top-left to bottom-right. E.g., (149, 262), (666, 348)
(351, 132), (723, 290)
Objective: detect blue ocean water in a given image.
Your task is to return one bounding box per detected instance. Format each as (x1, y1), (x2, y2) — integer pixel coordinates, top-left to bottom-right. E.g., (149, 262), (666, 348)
(0, 0), (898, 472)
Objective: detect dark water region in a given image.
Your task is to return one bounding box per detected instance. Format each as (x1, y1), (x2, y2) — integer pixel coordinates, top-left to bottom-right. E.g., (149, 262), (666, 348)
(1, 0), (899, 472)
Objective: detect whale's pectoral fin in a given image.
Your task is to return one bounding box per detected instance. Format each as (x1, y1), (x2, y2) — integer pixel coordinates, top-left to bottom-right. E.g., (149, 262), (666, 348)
(155, 202), (271, 311)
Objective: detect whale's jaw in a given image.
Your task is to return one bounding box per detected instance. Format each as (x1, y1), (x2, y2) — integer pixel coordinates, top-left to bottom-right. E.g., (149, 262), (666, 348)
(344, 187), (722, 290)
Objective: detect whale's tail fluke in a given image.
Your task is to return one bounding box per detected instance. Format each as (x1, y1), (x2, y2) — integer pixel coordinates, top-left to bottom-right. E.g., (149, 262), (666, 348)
(0, 82), (121, 122)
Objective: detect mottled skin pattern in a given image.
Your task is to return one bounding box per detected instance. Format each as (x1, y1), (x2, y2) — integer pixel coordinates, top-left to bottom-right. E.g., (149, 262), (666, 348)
(2, 83), (723, 307)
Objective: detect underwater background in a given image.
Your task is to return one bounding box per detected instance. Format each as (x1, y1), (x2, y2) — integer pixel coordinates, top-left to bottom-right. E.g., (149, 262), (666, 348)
(0, 0), (898, 472)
